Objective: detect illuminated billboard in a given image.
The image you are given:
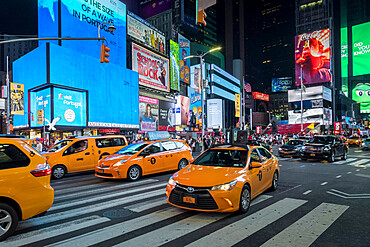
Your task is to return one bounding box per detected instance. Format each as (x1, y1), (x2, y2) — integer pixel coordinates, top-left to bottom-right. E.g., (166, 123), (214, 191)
(352, 82), (370, 113)
(139, 0), (172, 19)
(295, 29), (331, 85)
(175, 95), (190, 125)
(158, 100), (175, 131)
(188, 87), (202, 128)
(271, 77), (292, 92)
(253, 92), (269, 101)
(179, 34), (191, 84)
(30, 88), (52, 128)
(170, 40), (180, 91)
(207, 99), (223, 129)
(352, 22), (370, 76)
(288, 86), (331, 102)
(38, 0), (127, 67)
(132, 43), (170, 92)
(341, 27), (348, 78)
(54, 88), (87, 126)
(139, 96), (159, 131)
(288, 108), (332, 125)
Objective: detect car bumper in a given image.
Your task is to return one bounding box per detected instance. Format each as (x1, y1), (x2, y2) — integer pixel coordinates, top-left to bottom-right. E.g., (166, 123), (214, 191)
(301, 152), (329, 159)
(166, 184), (242, 213)
(22, 185), (54, 220)
(95, 167), (125, 179)
(279, 150), (299, 157)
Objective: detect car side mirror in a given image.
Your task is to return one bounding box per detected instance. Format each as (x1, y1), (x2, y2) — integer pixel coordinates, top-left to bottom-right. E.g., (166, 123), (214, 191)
(250, 161), (262, 168)
(189, 158), (194, 163)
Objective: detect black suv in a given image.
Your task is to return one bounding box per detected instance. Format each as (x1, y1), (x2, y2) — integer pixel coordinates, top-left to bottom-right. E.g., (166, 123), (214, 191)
(300, 135), (348, 162)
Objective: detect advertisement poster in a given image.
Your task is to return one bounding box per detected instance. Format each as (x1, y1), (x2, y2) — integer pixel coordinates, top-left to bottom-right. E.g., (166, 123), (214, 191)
(159, 100), (175, 131)
(352, 82), (370, 113)
(288, 86), (330, 102)
(295, 29), (331, 85)
(288, 108), (332, 125)
(54, 88), (87, 126)
(341, 27), (348, 78)
(190, 65), (202, 94)
(10, 83), (24, 115)
(170, 40), (180, 91)
(188, 87), (202, 128)
(175, 95), (190, 125)
(253, 92), (269, 101)
(127, 11), (166, 54)
(132, 44), (170, 92)
(139, 0), (172, 19)
(256, 126), (262, 134)
(179, 34), (190, 84)
(207, 99), (223, 129)
(139, 96), (158, 131)
(235, 94), (240, 118)
(271, 77), (292, 92)
(334, 122), (341, 135)
(30, 88), (51, 128)
(352, 21), (370, 76)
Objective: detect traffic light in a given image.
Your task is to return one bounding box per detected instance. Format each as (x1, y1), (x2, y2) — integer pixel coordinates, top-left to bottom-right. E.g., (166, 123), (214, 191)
(196, 9), (207, 26)
(100, 44), (110, 63)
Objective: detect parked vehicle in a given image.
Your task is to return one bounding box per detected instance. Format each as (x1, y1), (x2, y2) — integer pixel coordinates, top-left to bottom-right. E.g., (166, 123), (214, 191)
(278, 139), (305, 158)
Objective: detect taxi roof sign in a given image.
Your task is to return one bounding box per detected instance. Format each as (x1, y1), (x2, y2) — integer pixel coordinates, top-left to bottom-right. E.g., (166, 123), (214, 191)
(146, 131), (171, 141)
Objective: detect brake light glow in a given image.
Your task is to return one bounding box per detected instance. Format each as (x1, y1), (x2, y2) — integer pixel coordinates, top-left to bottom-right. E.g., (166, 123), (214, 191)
(31, 163), (52, 177)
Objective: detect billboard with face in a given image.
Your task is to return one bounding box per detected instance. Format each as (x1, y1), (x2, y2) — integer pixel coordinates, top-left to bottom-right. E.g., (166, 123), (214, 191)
(295, 29), (331, 86)
(175, 95), (190, 126)
(139, 96), (159, 131)
(352, 82), (370, 113)
(179, 34), (190, 84)
(159, 100), (175, 131)
(188, 87), (202, 127)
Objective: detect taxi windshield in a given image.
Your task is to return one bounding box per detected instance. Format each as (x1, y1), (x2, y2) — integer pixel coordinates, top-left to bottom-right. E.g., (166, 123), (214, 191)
(192, 149), (248, 168)
(286, 140), (304, 146)
(349, 136), (359, 140)
(48, 140), (73, 152)
(116, 143), (148, 155)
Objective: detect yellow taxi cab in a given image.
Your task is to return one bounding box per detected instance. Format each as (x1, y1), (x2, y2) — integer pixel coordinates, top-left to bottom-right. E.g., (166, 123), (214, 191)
(347, 135), (363, 147)
(95, 138), (192, 181)
(44, 135), (127, 179)
(0, 137), (54, 241)
(166, 143), (279, 213)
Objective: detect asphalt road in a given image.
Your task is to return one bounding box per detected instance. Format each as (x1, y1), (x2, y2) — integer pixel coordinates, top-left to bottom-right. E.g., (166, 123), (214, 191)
(2, 147), (369, 246)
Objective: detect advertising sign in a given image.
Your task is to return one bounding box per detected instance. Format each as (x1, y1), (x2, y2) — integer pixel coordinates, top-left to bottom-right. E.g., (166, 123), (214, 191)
(352, 21), (370, 76)
(170, 40), (180, 91)
(37, 110), (44, 125)
(139, 0), (172, 19)
(295, 29), (331, 85)
(288, 108), (332, 125)
(341, 27), (348, 78)
(127, 11), (166, 54)
(334, 122), (341, 135)
(190, 65), (202, 94)
(159, 100), (175, 131)
(39, 0), (127, 67)
(188, 87), (202, 128)
(30, 88), (51, 128)
(54, 88), (87, 126)
(235, 94), (240, 118)
(139, 96), (159, 132)
(207, 99), (223, 129)
(10, 83), (24, 115)
(256, 126), (262, 134)
(132, 43), (170, 92)
(179, 34), (190, 84)
(271, 77), (292, 92)
(288, 86), (331, 102)
(174, 95), (190, 126)
(352, 82), (370, 113)
(253, 92), (269, 101)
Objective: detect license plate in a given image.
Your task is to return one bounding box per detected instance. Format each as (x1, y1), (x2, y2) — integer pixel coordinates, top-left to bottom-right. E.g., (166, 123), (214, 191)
(310, 153), (315, 156)
(183, 196), (196, 204)
(99, 169), (104, 173)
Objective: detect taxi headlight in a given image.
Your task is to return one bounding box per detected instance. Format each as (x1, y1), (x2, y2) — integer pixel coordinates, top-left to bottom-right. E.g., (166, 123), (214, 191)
(323, 146), (330, 151)
(278, 148), (282, 151)
(113, 159), (128, 167)
(168, 176), (177, 186)
(211, 180), (237, 191)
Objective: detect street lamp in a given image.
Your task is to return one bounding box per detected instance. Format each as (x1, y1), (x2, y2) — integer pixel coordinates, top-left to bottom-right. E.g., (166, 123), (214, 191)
(42, 95), (51, 143)
(98, 23), (116, 39)
(184, 47), (222, 152)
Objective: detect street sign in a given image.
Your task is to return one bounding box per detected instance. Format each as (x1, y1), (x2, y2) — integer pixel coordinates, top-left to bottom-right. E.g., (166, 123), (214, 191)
(37, 109), (44, 125)
(0, 98), (5, 110)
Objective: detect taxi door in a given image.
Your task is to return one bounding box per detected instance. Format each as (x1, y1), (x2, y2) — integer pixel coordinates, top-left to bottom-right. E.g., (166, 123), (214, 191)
(160, 141), (179, 171)
(63, 140), (95, 172)
(141, 142), (164, 174)
(248, 149), (265, 198)
(257, 148), (274, 190)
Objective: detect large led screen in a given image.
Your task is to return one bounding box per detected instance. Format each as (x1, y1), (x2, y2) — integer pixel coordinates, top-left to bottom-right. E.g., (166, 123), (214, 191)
(352, 82), (370, 113)
(139, 96), (158, 131)
(53, 88), (87, 126)
(352, 22), (370, 76)
(30, 88), (51, 128)
(174, 95), (190, 126)
(170, 40), (180, 91)
(272, 77), (292, 92)
(207, 99), (223, 129)
(38, 0), (127, 67)
(295, 29), (331, 85)
(188, 87), (202, 127)
(341, 27), (348, 78)
(179, 34), (190, 84)
(158, 100), (175, 131)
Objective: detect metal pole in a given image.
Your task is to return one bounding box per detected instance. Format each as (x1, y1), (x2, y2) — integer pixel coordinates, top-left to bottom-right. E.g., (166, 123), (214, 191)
(6, 56), (10, 134)
(250, 108), (253, 132)
(300, 65), (303, 134)
(200, 58), (205, 152)
(43, 99), (45, 141)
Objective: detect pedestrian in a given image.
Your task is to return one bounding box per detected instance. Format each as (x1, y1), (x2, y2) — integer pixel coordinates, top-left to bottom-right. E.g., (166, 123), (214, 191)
(36, 140), (43, 152)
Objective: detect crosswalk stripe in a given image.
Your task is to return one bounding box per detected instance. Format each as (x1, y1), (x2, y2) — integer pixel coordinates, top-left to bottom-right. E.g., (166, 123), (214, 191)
(18, 189), (165, 231)
(186, 198), (307, 247)
(2, 215), (110, 247)
(54, 179), (157, 200)
(47, 207), (187, 247)
(349, 159), (369, 166)
(335, 158), (357, 164)
(126, 197), (167, 212)
(260, 203), (349, 247)
(113, 213), (229, 247)
(50, 182), (167, 211)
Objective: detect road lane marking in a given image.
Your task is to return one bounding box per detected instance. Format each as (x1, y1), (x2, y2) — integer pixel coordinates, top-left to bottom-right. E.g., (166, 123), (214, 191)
(50, 182), (167, 211)
(355, 173), (370, 179)
(261, 203), (349, 247)
(336, 175), (342, 179)
(185, 198), (307, 247)
(350, 160), (369, 166)
(326, 191), (370, 199)
(3, 215), (110, 247)
(126, 198), (167, 212)
(330, 189), (370, 196)
(321, 182), (328, 186)
(356, 169), (360, 171)
(300, 165), (305, 168)
(347, 172), (352, 174)
(303, 190), (312, 195)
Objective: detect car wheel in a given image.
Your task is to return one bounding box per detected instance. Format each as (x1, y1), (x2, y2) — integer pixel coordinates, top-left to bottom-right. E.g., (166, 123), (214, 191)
(328, 151), (335, 163)
(238, 185), (251, 214)
(178, 159), (188, 170)
(270, 171), (278, 191)
(127, 165), (142, 181)
(0, 203), (18, 241)
(52, 165), (66, 179)
(341, 150), (347, 160)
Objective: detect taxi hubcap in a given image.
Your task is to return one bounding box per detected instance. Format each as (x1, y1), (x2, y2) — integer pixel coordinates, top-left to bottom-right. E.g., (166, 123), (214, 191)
(54, 167), (64, 178)
(241, 189), (250, 209)
(273, 173), (278, 188)
(179, 160), (187, 169)
(0, 210), (12, 237)
(129, 167), (139, 179)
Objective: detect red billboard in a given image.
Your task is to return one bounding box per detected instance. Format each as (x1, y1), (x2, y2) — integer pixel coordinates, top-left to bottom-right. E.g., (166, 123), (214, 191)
(256, 126), (262, 134)
(295, 29), (331, 86)
(253, 92), (269, 101)
(334, 122), (341, 135)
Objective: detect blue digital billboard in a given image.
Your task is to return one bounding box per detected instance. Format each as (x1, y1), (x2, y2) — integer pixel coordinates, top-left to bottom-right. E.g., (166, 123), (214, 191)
(38, 0), (127, 67)
(272, 77), (293, 92)
(30, 88), (51, 128)
(54, 88), (87, 126)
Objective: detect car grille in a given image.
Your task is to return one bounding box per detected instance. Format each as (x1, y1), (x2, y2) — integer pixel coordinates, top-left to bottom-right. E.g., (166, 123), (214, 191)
(96, 172), (113, 177)
(169, 186), (218, 210)
(306, 146), (322, 152)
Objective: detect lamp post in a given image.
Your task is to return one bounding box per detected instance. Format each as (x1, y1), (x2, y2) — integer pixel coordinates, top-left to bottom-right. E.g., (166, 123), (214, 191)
(42, 95), (51, 143)
(184, 47), (222, 152)
(98, 23), (116, 39)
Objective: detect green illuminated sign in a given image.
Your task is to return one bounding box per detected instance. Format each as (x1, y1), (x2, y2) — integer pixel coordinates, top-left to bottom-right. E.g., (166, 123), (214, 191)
(352, 82), (370, 113)
(353, 22), (370, 76)
(341, 27), (348, 78)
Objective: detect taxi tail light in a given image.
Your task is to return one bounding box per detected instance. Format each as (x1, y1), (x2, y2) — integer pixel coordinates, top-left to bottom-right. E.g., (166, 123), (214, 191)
(31, 163), (52, 177)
